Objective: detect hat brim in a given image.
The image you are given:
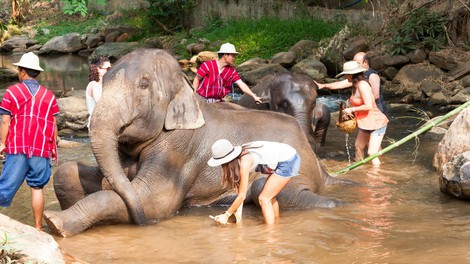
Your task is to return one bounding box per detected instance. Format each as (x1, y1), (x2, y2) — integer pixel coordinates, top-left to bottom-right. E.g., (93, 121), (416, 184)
(207, 146), (242, 167)
(217, 51), (239, 54)
(12, 62), (44, 72)
(335, 68), (366, 78)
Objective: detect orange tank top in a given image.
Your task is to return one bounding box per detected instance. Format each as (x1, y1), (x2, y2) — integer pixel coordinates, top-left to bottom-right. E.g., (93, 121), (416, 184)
(350, 92), (388, 131)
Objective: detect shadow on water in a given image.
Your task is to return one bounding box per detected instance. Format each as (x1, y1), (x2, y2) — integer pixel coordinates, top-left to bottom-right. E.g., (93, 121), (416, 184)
(2, 54), (470, 262)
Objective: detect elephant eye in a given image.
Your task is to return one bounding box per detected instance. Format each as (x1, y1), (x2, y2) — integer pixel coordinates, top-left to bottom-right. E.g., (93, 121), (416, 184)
(138, 74), (151, 90)
(280, 101), (289, 112)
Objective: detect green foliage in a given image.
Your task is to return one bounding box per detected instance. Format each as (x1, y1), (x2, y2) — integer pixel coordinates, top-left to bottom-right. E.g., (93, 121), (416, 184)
(61, 0), (105, 17)
(180, 17), (344, 62)
(0, 230), (22, 262)
(147, 0), (197, 32)
(387, 8), (447, 55)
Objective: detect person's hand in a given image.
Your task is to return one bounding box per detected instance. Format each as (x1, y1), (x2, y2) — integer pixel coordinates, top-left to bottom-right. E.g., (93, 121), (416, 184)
(210, 211), (231, 225)
(253, 94), (262, 104)
(314, 81), (325, 89)
(51, 148), (57, 161)
(0, 143), (5, 159)
(344, 108), (354, 117)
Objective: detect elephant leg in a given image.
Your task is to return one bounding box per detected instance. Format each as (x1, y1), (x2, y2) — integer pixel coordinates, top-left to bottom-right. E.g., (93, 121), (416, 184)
(249, 177), (341, 209)
(44, 190), (131, 237)
(314, 127), (328, 146)
(53, 161), (105, 210)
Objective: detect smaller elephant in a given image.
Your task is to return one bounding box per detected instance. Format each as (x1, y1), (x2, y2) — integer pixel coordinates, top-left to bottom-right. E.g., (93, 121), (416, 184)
(311, 102), (331, 150)
(238, 72), (330, 152)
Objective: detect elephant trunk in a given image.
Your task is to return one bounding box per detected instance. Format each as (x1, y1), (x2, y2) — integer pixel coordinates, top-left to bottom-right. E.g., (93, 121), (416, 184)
(294, 112), (314, 141)
(90, 127), (148, 225)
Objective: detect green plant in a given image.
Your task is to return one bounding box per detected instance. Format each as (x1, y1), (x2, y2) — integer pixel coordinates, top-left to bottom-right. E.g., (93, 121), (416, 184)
(0, 230), (22, 263)
(387, 8), (448, 55)
(61, 0), (106, 17)
(147, 0), (197, 34)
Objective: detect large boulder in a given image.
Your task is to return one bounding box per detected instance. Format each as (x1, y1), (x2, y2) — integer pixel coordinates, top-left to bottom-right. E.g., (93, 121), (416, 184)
(0, 36), (38, 53)
(292, 58), (328, 80)
(0, 213), (66, 263)
(393, 63), (445, 86)
(433, 108), (470, 172)
(90, 42), (141, 63)
(429, 49), (470, 72)
(56, 94), (88, 131)
(38, 33), (87, 54)
(440, 151), (470, 199)
(237, 63), (289, 86)
(0, 67), (18, 83)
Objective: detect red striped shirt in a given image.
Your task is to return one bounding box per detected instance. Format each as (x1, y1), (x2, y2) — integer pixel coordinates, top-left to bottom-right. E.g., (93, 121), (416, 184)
(0, 83), (59, 158)
(196, 60), (241, 99)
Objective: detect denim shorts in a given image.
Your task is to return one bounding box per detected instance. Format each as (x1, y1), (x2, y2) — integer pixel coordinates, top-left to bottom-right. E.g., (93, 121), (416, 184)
(0, 154), (51, 207)
(274, 153), (301, 178)
(359, 125), (387, 136)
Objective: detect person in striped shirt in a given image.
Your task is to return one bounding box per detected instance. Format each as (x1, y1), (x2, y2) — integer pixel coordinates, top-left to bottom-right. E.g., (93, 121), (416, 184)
(0, 52), (60, 230)
(192, 43), (262, 103)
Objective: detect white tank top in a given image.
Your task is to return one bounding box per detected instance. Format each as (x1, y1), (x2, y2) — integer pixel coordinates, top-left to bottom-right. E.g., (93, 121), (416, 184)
(245, 141), (297, 171)
(85, 81), (101, 127)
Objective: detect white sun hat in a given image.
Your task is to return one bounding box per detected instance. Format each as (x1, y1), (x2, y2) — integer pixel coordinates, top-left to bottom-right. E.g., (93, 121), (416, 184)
(217, 43), (239, 54)
(207, 139), (242, 167)
(12, 52), (44, 72)
(335, 60), (366, 78)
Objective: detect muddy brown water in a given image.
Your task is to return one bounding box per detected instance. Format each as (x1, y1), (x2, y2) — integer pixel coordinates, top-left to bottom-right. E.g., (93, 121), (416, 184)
(1, 54), (470, 263)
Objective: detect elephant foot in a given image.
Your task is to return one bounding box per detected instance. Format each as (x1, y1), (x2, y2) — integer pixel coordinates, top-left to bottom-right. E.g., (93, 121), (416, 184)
(44, 210), (81, 238)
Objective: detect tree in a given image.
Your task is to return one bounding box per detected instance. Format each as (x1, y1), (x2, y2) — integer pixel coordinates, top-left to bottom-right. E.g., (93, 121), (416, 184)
(11, 0), (30, 24)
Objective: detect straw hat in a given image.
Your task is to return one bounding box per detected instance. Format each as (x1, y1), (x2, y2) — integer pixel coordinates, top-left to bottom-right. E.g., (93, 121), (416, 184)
(12, 52), (44, 72)
(335, 61), (366, 78)
(217, 43), (239, 54)
(207, 139), (242, 167)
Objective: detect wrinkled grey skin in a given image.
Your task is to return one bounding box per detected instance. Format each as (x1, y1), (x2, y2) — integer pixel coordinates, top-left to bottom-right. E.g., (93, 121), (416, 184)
(44, 49), (342, 237)
(238, 72), (330, 151)
(311, 103), (331, 150)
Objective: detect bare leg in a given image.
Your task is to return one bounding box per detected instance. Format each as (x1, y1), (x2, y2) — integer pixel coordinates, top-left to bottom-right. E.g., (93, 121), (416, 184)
(368, 134), (385, 166)
(258, 174), (291, 224)
(31, 187), (44, 230)
(355, 130), (370, 161)
(272, 197), (280, 220)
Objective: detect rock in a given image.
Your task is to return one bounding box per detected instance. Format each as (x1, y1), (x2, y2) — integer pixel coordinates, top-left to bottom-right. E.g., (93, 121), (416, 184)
(0, 67), (18, 83)
(424, 126), (447, 141)
(433, 108), (470, 172)
(342, 37), (368, 60)
(238, 58), (268, 68)
(446, 61), (470, 81)
(0, 213), (66, 263)
(0, 36), (38, 53)
(288, 40), (318, 60)
(271, 51), (297, 67)
(38, 33), (86, 54)
(440, 151), (470, 199)
(420, 80), (442, 97)
(449, 91), (469, 104)
(393, 63), (445, 86)
(291, 58), (328, 80)
(83, 33), (103, 48)
(462, 75), (470, 87)
(105, 30), (121, 42)
(407, 49), (427, 64)
(187, 42), (205, 56)
(429, 49), (470, 71)
(238, 63), (289, 86)
(428, 92), (448, 105)
(25, 44), (42, 52)
(57, 95), (88, 131)
(382, 67), (399, 81)
(319, 49), (343, 77)
(90, 42), (141, 62)
(197, 51), (217, 63)
(116, 32), (130, 42)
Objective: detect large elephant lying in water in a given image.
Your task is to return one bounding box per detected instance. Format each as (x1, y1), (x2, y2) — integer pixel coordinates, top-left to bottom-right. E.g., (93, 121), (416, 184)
(44, 49), (342, 237)
(237, 72), (330, 151)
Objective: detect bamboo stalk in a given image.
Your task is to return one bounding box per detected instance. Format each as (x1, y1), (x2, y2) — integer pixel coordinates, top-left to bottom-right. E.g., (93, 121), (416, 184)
(332, 100), (470, 175)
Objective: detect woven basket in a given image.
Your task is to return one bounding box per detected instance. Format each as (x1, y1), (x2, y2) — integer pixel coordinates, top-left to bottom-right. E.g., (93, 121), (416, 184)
(336, 101), (357, 133)
(336, 118), (357, 133)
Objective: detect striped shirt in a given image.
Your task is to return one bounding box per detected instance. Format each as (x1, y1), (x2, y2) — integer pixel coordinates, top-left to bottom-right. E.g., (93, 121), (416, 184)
(0, 82), (59, 158)
(195, 60), (241, 100)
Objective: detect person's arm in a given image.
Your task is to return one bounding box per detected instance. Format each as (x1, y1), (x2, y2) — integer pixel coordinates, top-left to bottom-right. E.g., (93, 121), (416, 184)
(368, 73), (381, 100)
(315, 79), (352, 90)
(192, 75), (201, 92)
(0, 114), (10, 156)
(235, 80), (262, 103)
(213, 153), (252, 224)
(345, 81), (373, 115)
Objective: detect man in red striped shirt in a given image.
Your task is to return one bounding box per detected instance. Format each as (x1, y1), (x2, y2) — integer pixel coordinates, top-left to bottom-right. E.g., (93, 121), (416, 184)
(192, 43), (262, 103)
(0, 52), (59, 230)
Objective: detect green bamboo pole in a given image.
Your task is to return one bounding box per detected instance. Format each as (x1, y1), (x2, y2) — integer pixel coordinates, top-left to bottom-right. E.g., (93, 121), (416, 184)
(332, 100), (470, 176)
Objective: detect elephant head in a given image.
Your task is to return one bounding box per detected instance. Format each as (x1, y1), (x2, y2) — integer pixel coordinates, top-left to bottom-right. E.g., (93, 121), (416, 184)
(239, 72), (318, 144)
(89, 49), (205, 225)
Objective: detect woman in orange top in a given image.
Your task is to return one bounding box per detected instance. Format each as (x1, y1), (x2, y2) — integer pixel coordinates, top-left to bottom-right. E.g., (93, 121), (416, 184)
(337, 61), (389, 166)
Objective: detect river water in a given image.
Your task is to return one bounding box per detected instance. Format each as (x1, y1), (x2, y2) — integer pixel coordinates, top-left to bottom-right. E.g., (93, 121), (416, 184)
(1, 54), (470, 263)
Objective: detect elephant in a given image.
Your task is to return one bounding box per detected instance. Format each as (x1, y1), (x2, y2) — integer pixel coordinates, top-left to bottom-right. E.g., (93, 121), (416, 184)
(44, 49), (343, 237)
(237, 72), (331, 152)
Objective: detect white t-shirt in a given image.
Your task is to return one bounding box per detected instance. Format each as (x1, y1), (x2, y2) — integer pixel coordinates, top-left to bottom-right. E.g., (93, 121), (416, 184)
(85, 81), (102, 127)
(244, 141), (297, 171)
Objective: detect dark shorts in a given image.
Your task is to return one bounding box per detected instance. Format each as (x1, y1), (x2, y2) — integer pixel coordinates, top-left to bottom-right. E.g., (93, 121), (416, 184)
(0, 154), (51, 207)
(274, 153), (301, 178)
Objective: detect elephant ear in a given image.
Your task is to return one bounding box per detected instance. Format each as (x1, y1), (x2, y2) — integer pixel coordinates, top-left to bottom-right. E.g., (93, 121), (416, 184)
(165, 76), (205, 130)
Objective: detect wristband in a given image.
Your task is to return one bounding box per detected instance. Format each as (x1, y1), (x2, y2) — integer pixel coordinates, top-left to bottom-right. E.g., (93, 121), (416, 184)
(224, 211), (232, 217)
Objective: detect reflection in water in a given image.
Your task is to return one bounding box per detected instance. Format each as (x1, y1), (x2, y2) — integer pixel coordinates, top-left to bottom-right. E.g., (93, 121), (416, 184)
(0, 53), (89, 92)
